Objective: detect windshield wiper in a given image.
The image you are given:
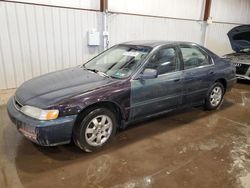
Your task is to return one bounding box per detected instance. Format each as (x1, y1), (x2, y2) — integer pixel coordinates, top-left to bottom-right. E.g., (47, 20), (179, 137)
(97, 71), (111, 78)
(82, 65), (111, 78)
(82, 65), (99, 73)
(87, 68), (99, 73)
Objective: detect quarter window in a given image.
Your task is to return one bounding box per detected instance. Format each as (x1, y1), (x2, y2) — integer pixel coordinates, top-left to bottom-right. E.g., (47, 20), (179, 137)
(145, 47), (180, 75)
(180, 46), (210, 70)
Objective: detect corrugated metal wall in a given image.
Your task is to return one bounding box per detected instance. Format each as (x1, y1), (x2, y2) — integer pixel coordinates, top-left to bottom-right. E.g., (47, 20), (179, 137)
(7, 0), (100, 10)
(0, 1), (102, 89)
(1, 0), (250, 90)
(108, 15), (237, 56)
(108, 14), (203, 46)
(211, 0), (250, 24)
(109, 0), (205, 20)
(206, 23), (238, 56)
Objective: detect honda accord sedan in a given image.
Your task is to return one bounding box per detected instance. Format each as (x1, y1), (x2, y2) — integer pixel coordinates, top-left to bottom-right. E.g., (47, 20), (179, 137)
(7, 41), (236, 152)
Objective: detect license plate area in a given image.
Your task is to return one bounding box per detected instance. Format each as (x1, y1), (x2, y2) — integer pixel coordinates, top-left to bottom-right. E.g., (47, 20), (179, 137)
(13, 118), (37, 140)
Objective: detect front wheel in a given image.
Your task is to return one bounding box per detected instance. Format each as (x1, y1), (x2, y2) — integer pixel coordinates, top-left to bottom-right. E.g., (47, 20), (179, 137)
(73, 108), (117, 152)
(204, 82), (225, 110)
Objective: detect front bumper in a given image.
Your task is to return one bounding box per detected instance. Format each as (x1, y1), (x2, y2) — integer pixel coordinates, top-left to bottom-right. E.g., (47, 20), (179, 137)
(7, 97), (77, 146)
(236, 74), (250, 80)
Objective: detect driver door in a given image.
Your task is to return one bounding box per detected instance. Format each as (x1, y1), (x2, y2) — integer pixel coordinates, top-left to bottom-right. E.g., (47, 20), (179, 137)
(130, 46), (183, 119)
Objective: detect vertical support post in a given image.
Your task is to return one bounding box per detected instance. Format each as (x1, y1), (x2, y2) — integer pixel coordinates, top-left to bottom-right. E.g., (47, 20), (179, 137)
(201, 0), (212, 46)
(203, 0), (212, 21)
(100, 0), (109, 50)
(100, 0), (108, 12)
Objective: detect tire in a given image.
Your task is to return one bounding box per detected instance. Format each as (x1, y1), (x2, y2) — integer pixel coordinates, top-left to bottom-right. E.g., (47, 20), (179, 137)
(73, 108), (117, 152)
(204, 82), (225, 110)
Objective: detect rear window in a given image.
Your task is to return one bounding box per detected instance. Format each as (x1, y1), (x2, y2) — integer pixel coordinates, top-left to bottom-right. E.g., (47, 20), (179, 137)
(180, 46), (211, 69)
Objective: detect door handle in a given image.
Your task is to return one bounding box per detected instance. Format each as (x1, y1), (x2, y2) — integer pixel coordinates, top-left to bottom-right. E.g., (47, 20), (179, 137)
(209, 71), (214, 75)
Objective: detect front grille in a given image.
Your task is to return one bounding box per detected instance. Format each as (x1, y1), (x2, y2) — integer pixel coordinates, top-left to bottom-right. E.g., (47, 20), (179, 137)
(13, 97), (23, 110)
(235, 64), (250, 75)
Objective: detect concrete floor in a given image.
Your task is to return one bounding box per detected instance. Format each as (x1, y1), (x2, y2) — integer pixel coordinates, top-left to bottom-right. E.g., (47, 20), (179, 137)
(0, 83), (250, 188)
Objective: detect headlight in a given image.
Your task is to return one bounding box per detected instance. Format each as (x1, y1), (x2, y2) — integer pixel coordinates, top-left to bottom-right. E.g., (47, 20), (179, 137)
(20, 106), (59, 120)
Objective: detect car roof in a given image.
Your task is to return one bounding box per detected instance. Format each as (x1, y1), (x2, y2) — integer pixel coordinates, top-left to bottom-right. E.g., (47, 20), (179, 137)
(120, 40), (197, 48)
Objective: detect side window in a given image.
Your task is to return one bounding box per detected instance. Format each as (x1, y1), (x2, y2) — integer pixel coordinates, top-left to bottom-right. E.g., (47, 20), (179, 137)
(180, 46), (210, 70)
(145, 47), (180, 75)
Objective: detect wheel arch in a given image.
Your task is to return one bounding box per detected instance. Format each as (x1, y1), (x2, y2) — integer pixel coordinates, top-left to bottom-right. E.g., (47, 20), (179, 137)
(215, 78), (227, 91)
(73, 101), (124, 130)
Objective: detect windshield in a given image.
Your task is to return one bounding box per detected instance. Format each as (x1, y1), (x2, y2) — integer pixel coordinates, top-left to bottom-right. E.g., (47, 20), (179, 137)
(84, 45), (152, 79)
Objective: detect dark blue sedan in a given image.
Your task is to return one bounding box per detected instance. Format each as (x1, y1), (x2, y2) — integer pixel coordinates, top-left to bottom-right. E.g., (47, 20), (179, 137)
(7, 41), (236, 152)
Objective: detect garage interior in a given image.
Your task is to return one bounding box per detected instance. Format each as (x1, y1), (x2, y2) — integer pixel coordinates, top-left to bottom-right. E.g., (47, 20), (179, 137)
(0, 0), (250, 187)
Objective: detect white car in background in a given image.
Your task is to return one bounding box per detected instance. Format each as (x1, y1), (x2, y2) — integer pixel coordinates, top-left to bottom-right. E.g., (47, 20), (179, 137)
(224, 25), (250, 80)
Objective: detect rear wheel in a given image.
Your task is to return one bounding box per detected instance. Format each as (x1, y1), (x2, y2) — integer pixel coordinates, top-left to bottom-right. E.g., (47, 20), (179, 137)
(73, 108), (117, 152)
(204, 82), (225, 110)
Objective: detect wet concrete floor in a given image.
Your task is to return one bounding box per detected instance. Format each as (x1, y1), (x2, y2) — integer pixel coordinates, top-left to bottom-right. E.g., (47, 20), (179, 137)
(0, 82), (250, 188)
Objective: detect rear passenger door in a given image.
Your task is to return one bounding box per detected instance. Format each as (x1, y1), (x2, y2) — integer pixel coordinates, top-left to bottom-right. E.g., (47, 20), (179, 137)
(179, 44), (215, 106)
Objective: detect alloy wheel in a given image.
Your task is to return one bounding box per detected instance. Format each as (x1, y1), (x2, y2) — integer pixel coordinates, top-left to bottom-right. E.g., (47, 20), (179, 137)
(210, 86), (223, 107)
(85, 115), (113, 146)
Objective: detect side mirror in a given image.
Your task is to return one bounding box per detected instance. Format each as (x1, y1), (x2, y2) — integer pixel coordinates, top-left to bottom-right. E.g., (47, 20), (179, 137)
(141, 68), (158, 79)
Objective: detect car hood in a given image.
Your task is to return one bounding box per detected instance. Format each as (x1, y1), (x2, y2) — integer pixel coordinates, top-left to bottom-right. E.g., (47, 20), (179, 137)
(15, 66), (117, 108)
(227, 25), (250, 52)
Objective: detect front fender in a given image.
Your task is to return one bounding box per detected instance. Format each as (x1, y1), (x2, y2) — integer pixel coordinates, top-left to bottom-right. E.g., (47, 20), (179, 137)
(55, 81), (131, 121)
